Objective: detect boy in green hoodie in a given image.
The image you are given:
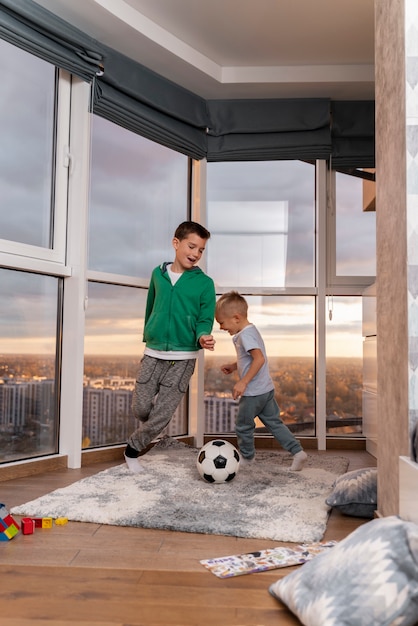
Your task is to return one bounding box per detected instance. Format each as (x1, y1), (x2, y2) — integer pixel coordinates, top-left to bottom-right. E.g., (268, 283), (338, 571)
(125, 221), (216, 473)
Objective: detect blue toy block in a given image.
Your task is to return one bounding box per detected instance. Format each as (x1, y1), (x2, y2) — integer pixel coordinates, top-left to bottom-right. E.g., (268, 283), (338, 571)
(0, 503), (20, 540)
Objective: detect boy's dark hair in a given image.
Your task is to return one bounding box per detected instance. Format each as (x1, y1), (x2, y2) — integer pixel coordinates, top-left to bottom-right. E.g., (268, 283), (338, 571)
(174, 221), (211, 241)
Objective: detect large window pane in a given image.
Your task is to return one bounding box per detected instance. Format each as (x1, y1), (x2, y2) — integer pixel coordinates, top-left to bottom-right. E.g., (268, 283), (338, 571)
(0, 269), (60, 463)
(335, 171), (376, 276)
(83, 282), (187, 448)
(326, 297), (363, 435)
(88, 116), (188, 278)
(206, 161), (315, 288)
(83, 283), (145, 448)
(0, 40), (56, 248)
(205, 296), (315, 436)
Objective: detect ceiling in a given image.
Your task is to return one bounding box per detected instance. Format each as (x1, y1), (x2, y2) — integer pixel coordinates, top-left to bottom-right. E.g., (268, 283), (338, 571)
(35, 0), (375, 100)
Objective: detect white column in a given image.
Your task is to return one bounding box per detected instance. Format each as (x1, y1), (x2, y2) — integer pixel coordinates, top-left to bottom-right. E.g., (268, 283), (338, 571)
(316, 160), (327, 450)
(189, 158), (208, 447)
(59, 78), (92, 468)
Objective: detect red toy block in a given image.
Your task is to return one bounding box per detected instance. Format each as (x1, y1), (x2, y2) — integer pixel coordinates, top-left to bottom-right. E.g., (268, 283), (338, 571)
(21, 518), (35, 535)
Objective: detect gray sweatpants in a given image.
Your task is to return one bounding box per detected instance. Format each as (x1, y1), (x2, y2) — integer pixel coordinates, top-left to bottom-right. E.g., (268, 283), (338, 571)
(129, 355), (196, 453)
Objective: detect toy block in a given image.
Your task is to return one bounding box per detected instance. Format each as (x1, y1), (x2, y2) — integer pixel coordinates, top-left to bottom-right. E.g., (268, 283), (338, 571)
(4, 524), (19, 539)
(55, 517), (68, 526)
(0, 503), (20, 541)
(42, 517), (53, 528)
(32, 517), (53, 528)
(21, 518), (35, 535)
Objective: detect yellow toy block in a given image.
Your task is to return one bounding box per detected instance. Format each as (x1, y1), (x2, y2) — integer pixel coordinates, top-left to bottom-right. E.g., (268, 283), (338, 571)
(41, 517), (53, 528)
(4, 524), (19, 539)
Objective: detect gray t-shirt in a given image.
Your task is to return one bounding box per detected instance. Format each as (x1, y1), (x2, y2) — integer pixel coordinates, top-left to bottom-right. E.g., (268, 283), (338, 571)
(232, 324), (274, 396)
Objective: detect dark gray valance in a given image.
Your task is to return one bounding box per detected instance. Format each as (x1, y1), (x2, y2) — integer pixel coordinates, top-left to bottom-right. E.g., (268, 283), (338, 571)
(0, 0), (103, 80)
(206, 98), (331, 161)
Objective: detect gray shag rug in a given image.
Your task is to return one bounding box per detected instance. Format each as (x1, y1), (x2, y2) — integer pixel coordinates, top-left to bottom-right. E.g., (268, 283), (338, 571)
(12, 438), (349, 543)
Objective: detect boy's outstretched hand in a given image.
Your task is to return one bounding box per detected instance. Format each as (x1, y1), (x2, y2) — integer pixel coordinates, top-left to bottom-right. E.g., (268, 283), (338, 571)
(220, 362), (237, 375)
(199, 334), (215, 351)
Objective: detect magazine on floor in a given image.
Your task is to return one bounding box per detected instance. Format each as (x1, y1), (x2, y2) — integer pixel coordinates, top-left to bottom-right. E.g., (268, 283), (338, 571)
(200, 540), (337, 578)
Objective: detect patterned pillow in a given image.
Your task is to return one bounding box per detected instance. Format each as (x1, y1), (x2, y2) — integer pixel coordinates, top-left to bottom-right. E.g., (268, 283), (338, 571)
(269, 516), (418, 626)
(325, 467), (377, 518)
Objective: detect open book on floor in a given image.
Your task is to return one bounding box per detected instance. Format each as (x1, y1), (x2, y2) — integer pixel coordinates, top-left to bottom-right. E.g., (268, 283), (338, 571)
(200, 540), (337, 578)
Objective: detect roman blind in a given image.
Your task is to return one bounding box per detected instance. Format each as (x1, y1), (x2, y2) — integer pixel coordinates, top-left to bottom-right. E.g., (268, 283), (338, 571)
(206, 98), (332, 161)
(331, 101), (375, 168)
(1, 0), (375, 166)
(92, 46), (208, 160)
(0, 0), (103, 81)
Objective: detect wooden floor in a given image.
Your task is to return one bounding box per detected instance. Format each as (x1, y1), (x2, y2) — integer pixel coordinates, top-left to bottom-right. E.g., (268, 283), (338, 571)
(0, 449), (376, 626)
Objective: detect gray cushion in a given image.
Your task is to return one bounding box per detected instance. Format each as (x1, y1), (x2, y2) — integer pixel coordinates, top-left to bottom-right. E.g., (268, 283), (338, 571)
(269, 516), (418, 626)
(325, 467), (377, 518)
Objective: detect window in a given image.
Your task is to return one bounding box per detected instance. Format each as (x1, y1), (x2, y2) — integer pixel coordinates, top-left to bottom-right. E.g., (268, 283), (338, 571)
(84, 116), (190, 447)
(0, 39), (57, 251)
(206, 296), (315, 435)
(326, 297), (363, 436)
(207, 161), (315, 288)
(205, 161), (316, 437)
(0, 37), (377, 466)
(0, 269), (61, 463)
(0, 41), (70, 464)
(83, 282), (144, 448)
(88, 116), (188, 279)
(332, 170), (376, 280)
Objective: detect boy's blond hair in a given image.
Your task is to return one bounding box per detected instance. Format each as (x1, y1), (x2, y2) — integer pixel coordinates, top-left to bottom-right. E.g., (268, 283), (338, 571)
(215, 291), (248, 317)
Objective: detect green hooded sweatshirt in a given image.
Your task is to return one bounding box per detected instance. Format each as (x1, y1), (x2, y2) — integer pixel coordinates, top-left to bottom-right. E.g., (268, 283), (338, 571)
(143, 262), (216, 352)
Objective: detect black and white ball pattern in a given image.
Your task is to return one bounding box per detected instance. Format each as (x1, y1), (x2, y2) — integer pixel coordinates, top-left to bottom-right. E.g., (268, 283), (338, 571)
(196, 439), (240, 483)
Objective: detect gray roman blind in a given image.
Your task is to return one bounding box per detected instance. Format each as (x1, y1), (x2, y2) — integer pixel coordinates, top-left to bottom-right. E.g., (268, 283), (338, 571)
(92, 47), (208, 160)
(331, 101), (375, 168)
(0, 0), (103, 81)
(0, 0), (375, 166)
(206, 99), (332, 161)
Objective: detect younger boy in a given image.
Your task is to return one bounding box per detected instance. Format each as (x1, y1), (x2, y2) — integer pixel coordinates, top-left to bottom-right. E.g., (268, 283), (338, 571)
(215, 291), (307, 471)
(125, 221), (216, 473)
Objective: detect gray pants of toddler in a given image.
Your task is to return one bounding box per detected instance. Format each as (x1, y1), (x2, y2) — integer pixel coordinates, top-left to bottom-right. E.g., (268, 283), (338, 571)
(236, 389), (302, 460)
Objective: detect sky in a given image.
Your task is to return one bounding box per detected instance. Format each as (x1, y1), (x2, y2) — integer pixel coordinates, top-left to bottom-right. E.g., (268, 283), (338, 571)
(0, 38), (375, 360)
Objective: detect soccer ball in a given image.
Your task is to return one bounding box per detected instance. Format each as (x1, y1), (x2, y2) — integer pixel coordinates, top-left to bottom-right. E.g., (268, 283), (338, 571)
(196, 439), (240, 483)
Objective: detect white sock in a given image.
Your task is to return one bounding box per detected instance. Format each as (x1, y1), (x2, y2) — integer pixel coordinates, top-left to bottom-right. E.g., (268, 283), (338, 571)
(124, 453), (145, 473)
(290, 450), (307, 471)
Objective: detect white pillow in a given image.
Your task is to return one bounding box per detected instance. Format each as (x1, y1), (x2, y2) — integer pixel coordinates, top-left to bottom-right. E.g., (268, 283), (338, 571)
(269, 516), (418, 626)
